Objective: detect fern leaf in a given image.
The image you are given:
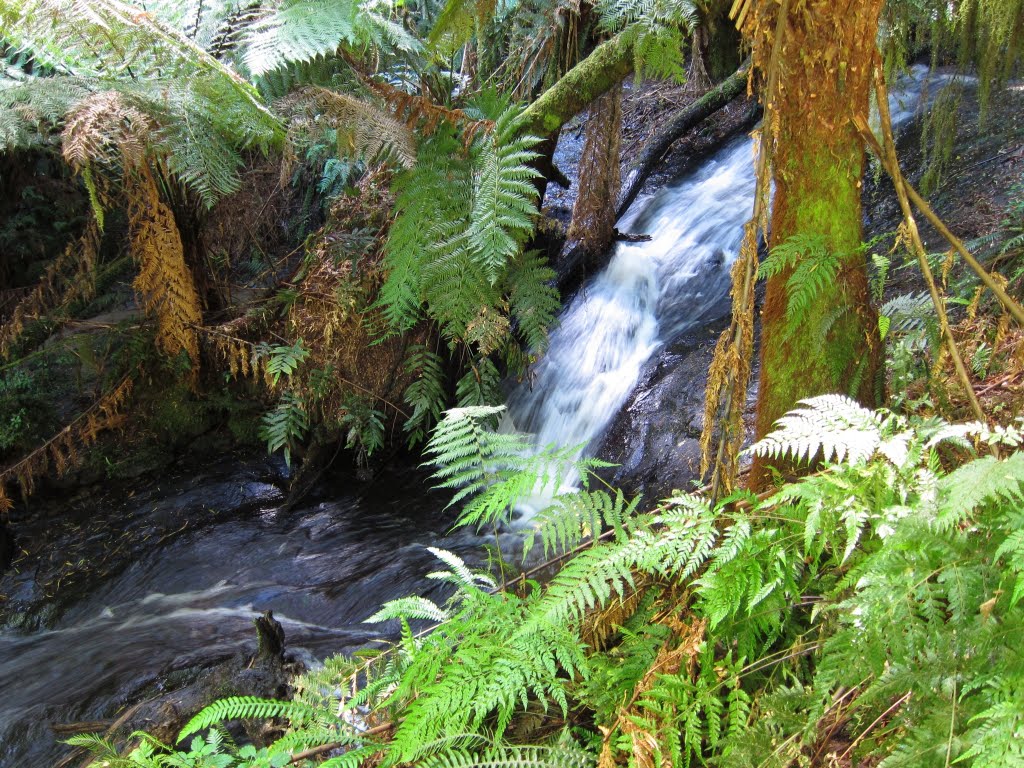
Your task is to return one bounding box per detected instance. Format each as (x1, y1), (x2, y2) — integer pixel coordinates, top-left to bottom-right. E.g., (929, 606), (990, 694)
(747, 395), (882, 465)
(178, 696), (323, 741)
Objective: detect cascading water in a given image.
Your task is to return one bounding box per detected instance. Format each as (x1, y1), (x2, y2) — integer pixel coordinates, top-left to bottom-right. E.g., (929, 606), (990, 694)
(504, 65), (961, 510)
(504, 138), (756, 506)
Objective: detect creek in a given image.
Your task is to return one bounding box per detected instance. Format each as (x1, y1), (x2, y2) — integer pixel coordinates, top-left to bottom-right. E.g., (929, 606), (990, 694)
(0, 65), (949, 767)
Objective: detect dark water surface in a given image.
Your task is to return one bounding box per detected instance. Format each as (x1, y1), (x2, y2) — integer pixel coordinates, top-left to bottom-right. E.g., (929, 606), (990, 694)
(0, 459), (493, 767)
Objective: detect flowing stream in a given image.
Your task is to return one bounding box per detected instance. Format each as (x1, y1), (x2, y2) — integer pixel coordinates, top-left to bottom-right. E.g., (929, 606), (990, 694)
(0, 65), (956, 767)
(0, 464), (494, 767)
(505, 137), (755, 503)
(504, 64), (958, 507)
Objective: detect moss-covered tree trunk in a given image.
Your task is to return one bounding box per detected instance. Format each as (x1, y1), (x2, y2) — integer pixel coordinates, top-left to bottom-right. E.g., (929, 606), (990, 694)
(518, 32), (633, 137)
(747, 0), (885, 486)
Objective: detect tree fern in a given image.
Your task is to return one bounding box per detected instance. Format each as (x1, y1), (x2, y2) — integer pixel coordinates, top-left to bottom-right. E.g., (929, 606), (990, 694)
(241, 0), (418, 77)
(376, 104), (553, 357)
(506, 250), (559, 354)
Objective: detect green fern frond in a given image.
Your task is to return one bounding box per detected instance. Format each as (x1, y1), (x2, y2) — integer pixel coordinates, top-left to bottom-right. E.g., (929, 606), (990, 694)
(455, 357), (502, 408)
(242, 0), (418, 77)
(467, 111), (542, 281)
(759, 234), (846, 338)
(747, 394), (884, 465)
(880, 292), (934, 334)
(259, 391), (309, 467)
(506, 250), (559, 353)
(403, 344), (448, 445)
(938, 451), (1024, 525)
(178, 696), (325, 741)
(368, 595), (451, 623)
(417, 744), (595, 768)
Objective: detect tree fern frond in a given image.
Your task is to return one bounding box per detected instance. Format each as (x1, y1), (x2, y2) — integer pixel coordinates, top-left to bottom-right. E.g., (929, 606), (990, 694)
(243, 0), (418, 76)
(747, 394), (884, 465)
(467, 111), (542, 281)
(759, 234), (846, 338)
(880, 291), (934, 334)
(403, 344), (448, 446)
(281, 86), (416, 167)
(506, 250), (559, 353)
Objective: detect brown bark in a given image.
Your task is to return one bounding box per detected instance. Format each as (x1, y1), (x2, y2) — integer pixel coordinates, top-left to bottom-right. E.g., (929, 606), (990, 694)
(566, 82), (623, 258)
(744, 0), (886, 488)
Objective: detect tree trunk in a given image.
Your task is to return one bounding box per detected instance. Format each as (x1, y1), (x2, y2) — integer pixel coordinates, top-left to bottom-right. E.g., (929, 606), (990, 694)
(566, 82), (623, 260)
(746, 0), (885, 487)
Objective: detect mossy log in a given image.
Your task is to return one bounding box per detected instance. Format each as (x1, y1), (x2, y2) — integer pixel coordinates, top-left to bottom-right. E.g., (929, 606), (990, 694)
(518, 33), (635, 138)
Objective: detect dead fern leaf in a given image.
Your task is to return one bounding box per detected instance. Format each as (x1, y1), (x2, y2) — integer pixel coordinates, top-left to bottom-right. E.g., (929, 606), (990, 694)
(128, 171), (203, 372)
(61, 90), (152, 171)
(0, 220), (101, 359)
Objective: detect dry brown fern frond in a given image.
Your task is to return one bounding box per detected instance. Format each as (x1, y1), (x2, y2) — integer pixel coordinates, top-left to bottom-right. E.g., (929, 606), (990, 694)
(283, 170), (426, 420)
(61, 90), (152, 171)
(0, 220), (102, 359)
(581, 581), (645, 652)
(364, 78), (491, 143)
(0, 374), (133, 506)
(127, 171), (203, 371)
(599, 615), (707, 768)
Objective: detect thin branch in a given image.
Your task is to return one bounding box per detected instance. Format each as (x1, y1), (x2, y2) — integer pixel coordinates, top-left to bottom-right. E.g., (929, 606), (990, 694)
(856, 58), (987, 428)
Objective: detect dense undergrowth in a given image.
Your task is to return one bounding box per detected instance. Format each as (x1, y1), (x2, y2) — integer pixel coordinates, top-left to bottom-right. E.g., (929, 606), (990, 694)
(71, 395), (1024, 767)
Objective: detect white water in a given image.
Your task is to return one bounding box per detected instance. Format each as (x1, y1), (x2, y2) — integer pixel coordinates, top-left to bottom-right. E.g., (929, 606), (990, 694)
(504, 138), (756, 506)
(504, 65), (962, 512)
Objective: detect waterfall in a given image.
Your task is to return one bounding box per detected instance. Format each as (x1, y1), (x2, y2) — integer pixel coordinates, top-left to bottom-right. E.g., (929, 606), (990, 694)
(503, 138), (756, 511)
(503, 65), (961, 516)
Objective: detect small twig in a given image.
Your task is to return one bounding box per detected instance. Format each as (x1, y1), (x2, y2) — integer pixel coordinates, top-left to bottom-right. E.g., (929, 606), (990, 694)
(837, 690), (912, 762)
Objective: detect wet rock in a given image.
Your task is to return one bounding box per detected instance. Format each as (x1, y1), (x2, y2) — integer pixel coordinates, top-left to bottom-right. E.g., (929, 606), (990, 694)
(593, 316), (758, 501)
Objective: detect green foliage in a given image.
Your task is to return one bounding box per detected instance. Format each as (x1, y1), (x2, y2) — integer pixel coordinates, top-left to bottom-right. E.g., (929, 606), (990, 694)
(376, 105), (556, 356)
(0, 0), (282, 205)
(596, 0), (697, 82)
(747, 393), (899, 466)
(758, 233), (846, 339)
(0, 366), (54, 453)
(338, 393), (386, 462)
(258, 391), (308, 466)
(70, 398), (1024, 767)
(242, 0), (418, 77)
(455, 357), (502, 409)
(257, 340), (310, 386)
(402, 344), (448, 445)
